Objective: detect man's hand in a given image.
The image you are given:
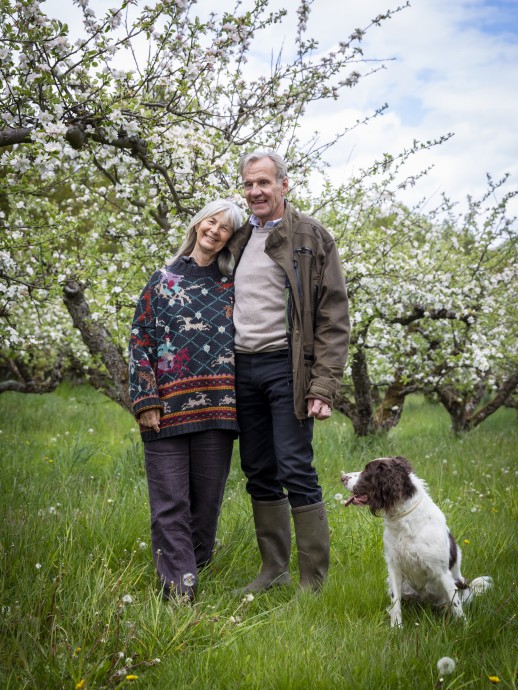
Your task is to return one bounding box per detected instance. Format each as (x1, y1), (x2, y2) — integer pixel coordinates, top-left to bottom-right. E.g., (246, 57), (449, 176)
(307, 398), (332, 420)
(138, 408), (161, 433)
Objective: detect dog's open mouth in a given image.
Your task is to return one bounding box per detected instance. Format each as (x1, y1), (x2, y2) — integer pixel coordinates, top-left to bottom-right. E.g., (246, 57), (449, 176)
(343, 493), (370, 507)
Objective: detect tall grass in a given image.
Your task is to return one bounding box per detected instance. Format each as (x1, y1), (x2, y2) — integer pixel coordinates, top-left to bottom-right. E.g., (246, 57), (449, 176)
(0, 385), (516, 689)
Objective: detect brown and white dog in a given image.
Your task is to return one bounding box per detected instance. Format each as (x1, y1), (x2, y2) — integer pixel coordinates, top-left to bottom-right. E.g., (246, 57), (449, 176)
(341, 456), (493, 627)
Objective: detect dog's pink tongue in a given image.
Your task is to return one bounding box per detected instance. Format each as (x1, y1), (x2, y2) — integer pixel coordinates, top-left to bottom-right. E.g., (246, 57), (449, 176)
(343, 494), (369, 507)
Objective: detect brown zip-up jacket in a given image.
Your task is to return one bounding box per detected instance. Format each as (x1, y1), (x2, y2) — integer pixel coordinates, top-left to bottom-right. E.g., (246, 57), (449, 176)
(230, 201), (350, 419)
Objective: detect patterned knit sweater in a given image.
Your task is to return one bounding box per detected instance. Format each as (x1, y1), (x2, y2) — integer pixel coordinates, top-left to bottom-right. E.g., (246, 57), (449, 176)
(128, 257), (238, 442)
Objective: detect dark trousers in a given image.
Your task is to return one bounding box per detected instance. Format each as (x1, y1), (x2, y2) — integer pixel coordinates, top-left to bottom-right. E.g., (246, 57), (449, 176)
(235, 350), (322, 509)
(144, 430), (233, 597)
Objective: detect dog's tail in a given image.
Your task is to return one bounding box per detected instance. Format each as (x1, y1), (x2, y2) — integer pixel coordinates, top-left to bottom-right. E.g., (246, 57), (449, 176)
(458, 576), (493, 605)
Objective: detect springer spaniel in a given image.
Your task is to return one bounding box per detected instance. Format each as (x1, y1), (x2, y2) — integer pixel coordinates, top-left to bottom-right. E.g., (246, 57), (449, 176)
(341, 456), (493, 627)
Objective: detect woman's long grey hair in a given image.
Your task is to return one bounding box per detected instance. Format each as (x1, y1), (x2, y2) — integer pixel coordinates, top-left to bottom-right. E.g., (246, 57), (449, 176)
(171, 199), (244, 275)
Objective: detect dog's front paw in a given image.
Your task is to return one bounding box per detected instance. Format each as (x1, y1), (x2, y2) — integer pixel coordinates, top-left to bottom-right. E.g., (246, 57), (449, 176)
(387, 603), (402, 627)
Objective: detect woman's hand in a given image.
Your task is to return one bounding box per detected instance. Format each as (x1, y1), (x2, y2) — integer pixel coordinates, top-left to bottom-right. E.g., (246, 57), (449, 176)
(138, 408), (161, 433)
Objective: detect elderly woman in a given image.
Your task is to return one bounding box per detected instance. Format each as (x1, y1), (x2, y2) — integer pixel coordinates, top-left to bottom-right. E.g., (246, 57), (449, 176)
(129, 199), (243, 600)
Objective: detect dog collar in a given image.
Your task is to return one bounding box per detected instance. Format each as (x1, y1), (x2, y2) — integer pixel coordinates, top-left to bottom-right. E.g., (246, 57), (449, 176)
(386, 494), (423, 519)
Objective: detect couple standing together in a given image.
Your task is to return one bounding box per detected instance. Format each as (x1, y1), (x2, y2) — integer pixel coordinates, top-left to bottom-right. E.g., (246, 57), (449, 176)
(128, 150), (350, 600)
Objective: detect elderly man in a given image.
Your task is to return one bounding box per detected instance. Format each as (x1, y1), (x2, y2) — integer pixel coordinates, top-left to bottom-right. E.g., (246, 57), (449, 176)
(231, 150), (350, 591)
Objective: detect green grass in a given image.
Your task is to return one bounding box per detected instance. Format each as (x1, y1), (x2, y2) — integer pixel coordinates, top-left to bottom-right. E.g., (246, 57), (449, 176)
(0, 385), (516, 689)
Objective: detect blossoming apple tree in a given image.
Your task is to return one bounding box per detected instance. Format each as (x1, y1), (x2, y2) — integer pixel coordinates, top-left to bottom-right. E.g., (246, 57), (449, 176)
(1, 0), (516, 433)
(0, 0), (402, 406)
(329, 174), (517, 434)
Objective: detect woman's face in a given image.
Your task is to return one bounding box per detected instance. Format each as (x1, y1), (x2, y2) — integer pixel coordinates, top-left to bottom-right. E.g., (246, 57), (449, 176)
(194, 211), (233, 259)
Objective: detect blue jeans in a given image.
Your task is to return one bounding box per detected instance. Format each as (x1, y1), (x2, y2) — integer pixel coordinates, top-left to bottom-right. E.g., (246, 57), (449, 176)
(235, 350), (322, 508)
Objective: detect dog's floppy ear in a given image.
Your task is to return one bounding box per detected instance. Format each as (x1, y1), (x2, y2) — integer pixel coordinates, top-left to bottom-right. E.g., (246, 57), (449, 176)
(366, 458), (416, 515)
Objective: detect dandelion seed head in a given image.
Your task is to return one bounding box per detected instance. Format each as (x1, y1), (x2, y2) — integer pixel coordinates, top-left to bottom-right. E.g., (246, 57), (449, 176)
(121, 594), (133, 604)
(436, 657), (456, 675)
(334, 493), (343, 501)
(138, 541), (147, 550)
(35, 562), (42, 569)
(242, 593), (254, 603)
(182, 572), (196, 587)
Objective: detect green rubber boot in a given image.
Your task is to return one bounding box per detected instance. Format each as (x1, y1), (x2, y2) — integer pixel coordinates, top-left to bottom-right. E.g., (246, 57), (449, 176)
(292, 501), (330, 591)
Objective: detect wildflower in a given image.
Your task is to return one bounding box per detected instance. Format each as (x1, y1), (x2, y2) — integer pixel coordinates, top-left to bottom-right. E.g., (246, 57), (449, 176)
(488, 677), (500, 684)
(242, 593), (254, 603)
(35, 563), (42, 570)
(138, 541), (147, 550)
(74, 647), (81, 654)
(182, 572), (196, 587)
(463, 539), (470, 545)
(436, 657), (456, 675)
(334, 493), (343, 501)
(153, 658), (161, 664)
(126, 675), (138, 680)
(121, 594), (133, 605)
(75, 681), (85, 689)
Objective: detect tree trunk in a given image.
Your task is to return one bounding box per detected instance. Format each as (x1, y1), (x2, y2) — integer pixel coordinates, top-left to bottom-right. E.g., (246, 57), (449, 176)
(467, 368), (518, 428)
(436, 386), (468, 433)
(62, 281), (131, 411)
(348, 347), (376, 436)
(0, 354), (63, 394)
(373, 379), (417, 431)
(436, 369), (518, 433)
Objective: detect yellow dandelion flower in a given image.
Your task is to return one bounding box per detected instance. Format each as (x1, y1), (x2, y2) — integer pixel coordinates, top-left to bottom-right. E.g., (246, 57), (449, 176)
(74, 647), (81, 654)
(463, 539), (471, 545)
(488, 676), (500, 684)
(75, 680), (85, 689)
(126, 675), (139, 681)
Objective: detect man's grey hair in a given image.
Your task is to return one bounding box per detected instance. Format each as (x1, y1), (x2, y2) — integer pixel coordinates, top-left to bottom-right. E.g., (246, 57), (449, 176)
(239, 150), (288, 183)
(171, 199), (244, 275)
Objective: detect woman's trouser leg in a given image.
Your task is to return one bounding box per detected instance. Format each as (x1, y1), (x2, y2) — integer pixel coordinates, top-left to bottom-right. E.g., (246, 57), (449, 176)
(144, 432), (233, 598)
(145, 436), (196, 598)
(189, 429), (233, 568)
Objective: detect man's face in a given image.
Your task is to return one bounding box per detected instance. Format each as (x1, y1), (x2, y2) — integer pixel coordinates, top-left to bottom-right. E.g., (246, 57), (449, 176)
(242, 158), (288, 224)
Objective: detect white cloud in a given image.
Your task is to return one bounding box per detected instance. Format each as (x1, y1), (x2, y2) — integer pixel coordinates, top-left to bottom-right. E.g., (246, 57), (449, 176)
(287, 0), (518, 215)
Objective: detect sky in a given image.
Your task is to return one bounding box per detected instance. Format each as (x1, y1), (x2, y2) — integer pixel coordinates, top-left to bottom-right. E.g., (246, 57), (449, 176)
(44, 0), (518, 218)
(222, 0), (518, 218)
